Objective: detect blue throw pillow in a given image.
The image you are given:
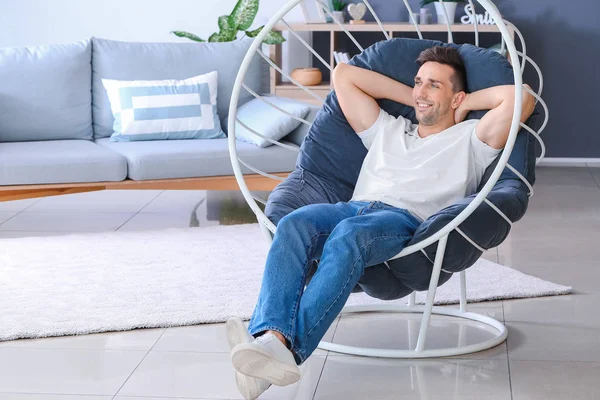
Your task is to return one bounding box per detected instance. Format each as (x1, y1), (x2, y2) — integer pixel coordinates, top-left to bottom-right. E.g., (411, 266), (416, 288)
(102, 71), (225, 142)
(235, 97), (311, 148)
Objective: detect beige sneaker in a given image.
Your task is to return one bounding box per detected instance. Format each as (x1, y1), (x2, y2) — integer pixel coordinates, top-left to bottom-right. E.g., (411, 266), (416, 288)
(226, 317), (272, 399)
(231, 333), (301, 387)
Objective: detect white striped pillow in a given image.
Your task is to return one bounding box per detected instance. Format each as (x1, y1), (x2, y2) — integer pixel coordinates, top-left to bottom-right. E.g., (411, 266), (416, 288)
(102, 71), (224, 142)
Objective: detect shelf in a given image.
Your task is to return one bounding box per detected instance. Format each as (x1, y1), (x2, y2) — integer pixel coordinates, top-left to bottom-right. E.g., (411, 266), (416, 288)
(275, 82), (331, 89)
(274, 22), (512, 34)
(273, 82), (331, 106)
(269, 22), (514, 105)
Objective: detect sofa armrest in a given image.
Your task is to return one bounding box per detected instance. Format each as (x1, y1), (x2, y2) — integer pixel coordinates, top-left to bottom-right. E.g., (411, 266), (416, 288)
(282, 102), (321, 147)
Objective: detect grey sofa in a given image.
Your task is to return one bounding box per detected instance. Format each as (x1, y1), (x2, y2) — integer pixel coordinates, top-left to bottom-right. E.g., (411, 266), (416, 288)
(0, 37), (317, 201)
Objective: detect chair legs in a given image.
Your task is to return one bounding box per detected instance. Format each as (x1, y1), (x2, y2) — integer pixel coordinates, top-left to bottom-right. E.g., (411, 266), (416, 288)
(317, 235), (508, 358)
(416, 235), (448, 351)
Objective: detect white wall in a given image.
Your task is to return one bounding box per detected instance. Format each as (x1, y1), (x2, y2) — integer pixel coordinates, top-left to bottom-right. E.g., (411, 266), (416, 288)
(0, 0), (307, 47)
(0, 0), (311, 84)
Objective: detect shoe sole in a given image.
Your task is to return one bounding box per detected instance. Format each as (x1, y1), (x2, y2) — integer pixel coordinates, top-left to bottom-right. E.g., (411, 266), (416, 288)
(227, 318), (270, 399)
(226, 317), (251, 351)
(231, 343), (301, 387)
(235, 370), (268, 400)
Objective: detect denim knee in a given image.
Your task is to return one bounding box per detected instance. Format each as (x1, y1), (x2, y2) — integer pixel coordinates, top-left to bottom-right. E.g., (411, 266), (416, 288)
(278, 212), (309, 238)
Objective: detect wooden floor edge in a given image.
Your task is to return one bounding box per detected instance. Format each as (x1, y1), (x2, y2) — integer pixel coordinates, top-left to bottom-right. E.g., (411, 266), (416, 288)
(0, 173), (288, 202)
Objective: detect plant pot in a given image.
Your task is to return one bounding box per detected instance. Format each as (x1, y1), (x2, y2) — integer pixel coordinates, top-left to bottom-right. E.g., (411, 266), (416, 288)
(290, 68), (323, 86)
(434, 2), (458, 24)
(332, 11), (345, 23)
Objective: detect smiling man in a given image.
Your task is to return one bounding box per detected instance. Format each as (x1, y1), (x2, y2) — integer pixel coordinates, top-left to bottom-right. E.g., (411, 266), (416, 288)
(225, 46), (536, 400)
(334, 45), (536, 220)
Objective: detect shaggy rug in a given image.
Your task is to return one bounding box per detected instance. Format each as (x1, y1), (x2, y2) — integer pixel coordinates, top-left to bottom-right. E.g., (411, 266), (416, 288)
(0, 223), (571, 341)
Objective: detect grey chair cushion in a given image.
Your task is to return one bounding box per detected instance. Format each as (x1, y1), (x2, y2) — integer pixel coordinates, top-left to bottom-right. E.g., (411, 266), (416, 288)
(0, 140), (127, 185)
(95, 138), (299, 181)
(0, 40), (92, 142)
(91, 38), (262, 139)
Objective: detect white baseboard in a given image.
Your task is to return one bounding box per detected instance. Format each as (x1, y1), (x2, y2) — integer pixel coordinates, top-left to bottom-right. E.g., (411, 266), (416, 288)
(537, 158), (600, 167)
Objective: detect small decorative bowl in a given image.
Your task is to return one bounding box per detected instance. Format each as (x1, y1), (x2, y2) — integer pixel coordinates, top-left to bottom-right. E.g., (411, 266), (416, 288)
(290, 68), (323, 86)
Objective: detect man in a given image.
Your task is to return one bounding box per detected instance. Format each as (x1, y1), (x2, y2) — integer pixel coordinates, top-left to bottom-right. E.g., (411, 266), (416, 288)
(226, 46), (536, 399)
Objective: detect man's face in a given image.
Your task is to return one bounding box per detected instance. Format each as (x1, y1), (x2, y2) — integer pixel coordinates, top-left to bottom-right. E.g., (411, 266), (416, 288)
(413, 62), (459, 126)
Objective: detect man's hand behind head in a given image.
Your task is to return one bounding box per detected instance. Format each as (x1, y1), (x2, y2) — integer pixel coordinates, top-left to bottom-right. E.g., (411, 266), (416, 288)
(454, 94), (470, 124)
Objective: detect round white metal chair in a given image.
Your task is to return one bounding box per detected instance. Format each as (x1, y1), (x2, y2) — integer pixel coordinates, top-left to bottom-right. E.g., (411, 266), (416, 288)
(227, 0), (549, 358)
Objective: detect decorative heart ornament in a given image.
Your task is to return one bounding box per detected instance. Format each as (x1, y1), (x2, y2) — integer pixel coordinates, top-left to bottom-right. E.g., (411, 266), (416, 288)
(347, 3), (366, 20)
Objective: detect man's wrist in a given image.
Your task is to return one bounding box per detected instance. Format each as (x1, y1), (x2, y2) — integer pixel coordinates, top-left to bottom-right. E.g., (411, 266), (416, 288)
(458, 102), (470, 115)
(462, 93), (472, 113)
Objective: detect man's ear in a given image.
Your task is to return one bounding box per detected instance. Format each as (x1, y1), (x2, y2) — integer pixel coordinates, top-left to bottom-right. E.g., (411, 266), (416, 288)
(452, 91), (467, 109)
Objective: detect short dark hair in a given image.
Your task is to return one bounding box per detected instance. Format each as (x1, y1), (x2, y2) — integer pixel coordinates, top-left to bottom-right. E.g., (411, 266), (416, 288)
(416, 46), (467, 93)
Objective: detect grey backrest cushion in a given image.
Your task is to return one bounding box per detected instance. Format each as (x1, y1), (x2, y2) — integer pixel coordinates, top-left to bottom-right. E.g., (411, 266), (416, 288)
(0, 40), (92, 142)
(91, 37), (262, 139)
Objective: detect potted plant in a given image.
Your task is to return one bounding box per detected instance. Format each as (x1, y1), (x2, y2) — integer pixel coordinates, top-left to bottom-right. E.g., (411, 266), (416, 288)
(171, 0), (285, 44)
(420, 0), (466, 25)
(330, 0), (346, 23)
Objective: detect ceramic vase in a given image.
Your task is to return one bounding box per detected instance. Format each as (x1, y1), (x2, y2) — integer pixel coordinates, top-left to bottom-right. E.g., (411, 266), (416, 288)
(434, 2), (458, 24)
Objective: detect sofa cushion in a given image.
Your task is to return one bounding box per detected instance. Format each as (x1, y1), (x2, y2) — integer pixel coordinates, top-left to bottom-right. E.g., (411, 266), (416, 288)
(0, 40), (92, 142)
(92, 38), (262, 139)
(95, 138), (298, 181)
(102, 72), (225, 142)
(0, 140), (127, 185)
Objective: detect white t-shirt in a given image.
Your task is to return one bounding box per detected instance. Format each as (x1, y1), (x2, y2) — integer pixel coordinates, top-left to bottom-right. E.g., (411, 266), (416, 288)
(351, 109), (502, 221)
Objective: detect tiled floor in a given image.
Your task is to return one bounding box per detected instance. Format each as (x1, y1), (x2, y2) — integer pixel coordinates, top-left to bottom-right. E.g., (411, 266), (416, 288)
(0, 166), (599, 399)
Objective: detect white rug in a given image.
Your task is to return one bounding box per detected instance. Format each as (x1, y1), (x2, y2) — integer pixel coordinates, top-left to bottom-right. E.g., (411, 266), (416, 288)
(0, 223), (571, 342)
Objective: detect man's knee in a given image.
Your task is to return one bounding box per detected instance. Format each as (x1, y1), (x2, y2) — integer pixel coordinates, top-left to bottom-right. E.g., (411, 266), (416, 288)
(279, 208), (306, 227)
(324, 222), (363, 260)
(277, 209), (315, 239)
(328, 219), (360, 245)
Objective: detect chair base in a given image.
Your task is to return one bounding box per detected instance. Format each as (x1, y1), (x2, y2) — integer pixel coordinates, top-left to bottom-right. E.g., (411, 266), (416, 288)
(317, 303), (508, 358)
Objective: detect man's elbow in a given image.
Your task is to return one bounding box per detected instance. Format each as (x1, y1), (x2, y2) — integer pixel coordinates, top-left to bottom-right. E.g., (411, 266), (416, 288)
(507, 84), (535, 122)
(331, 63), (346, 89)
(522, 85), (536, 120)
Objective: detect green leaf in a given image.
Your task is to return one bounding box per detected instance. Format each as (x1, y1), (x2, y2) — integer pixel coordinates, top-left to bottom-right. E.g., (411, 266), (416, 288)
(229, 0), (259, 31)
(171, 31), (205, 42)
(245, 25), (264, 38)
(332, 0), (345, 11)
(262, 30), (286, 45)
(245, 26), (285, 44)
(208, 32), (223, 42)
(218, 15), (237, 40)
(208, 32), (236, 42)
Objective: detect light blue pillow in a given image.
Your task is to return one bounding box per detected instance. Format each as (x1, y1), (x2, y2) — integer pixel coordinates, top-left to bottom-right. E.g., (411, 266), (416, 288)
(235, 97), (311, 148)
(102, 71), (225, 142)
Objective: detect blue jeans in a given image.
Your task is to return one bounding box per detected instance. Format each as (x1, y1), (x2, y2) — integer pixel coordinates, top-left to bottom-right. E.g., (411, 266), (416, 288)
(248, 201), (420, 364)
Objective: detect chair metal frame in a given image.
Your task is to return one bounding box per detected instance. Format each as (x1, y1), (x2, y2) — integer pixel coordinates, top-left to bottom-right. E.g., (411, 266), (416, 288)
(227, 0), (549, 358)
